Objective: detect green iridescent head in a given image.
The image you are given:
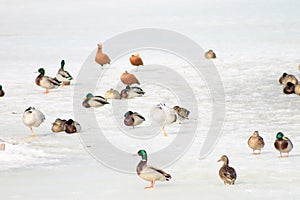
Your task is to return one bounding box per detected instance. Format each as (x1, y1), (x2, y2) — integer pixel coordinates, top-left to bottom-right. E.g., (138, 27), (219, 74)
(276, 132), (284, 139)
(86, 93), (94, 99)
(137, 149), (147, 160)
(38, 68), (45, 75)
(61, 60), (65, 69)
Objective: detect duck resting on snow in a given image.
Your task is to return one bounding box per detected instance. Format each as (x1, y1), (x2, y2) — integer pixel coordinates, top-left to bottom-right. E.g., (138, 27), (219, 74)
(22, 107), (45, 137)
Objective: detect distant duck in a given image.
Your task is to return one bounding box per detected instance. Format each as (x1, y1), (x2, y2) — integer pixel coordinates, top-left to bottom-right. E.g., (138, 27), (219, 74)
(173, 106), (190, 123)
(51, 118), (66, 132)
(218, 155), (237, 185)
(120, 86), (145, 99)
(279, 72), (298, 85)
(105, 88), (121, 99)
(95, 42), (111, 67)
(55, 60), (73, 87)
(130, 53), (143, 70)
(274, 132), (293, 157)
(22, 107), (45, 137)
(0, 85), (5, 97)
(124, 111), (145, 128)
(134, 150), (172, 189)
(65, 119), (81, 134)
(151, 103), (177, 137)
(35, 68), (60, 94)
(283, 82), (295, 94)
(82, 93), (109, 108)
(248, 131), (265, 154)
(204, 49), (216, 59)
(120, 71), (140, 85)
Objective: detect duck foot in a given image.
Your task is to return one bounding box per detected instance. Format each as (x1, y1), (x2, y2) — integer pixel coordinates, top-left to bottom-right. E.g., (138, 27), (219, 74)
(145, 181), (154, 189)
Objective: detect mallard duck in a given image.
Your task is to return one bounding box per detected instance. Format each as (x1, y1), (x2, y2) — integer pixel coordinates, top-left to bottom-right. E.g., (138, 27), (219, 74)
(22, 107), (45, 137)
(65, 119), (81, 134)
(95, 42), (111, 67)
(274, 132), (293, 157)
(130, 53), (143, 70)
(134, 150), (172, 189)
(248, 131), (265, 154)
(51, 118), (66, 132)
(105, 88), (121, 99)
(279, 72), (298, 85)
(204, 49), (216, 59)
(120, 86), (145, 99)
(124, 111), (145, 128)
(55, 60), (73, 87)
(218, 155), (237, 185)
(151, 103), (177, 137)
(173, 106), (190, 123)
(82, 93), (109, 108)
(120, 71), (140, 85)
(0, 85), (5, 97)
(283, 82), (295, 94)
(35, 68), (60, 94)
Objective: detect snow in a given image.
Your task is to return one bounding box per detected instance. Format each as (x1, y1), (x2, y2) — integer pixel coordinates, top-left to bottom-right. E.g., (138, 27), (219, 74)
(0, 0), (300, 199)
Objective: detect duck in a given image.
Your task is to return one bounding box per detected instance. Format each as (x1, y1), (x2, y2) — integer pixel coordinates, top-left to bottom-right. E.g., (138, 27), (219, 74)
(283, 82), (295, 94)
(120, 86), (145, 99)
(124, 111), (145, 128)
(51, 118), (67, 132)
(22, 107), (45, 137)
(279, 72), (298, 85)
(82, 93), (109, 108)
(274, 132), (293, 157)
(217, 155), (237, 185)
(130, 53), (143, 70)
(65, 119), (81, 134)
(0, 85), (5, 97)
(35, 68), (60, 94)
(95, 42), (111, 67)
(248, 131), (265, 154)
(173, 106), (190, 123)
(151, 103), (177, 137)
(293, 84), (300, 95)
(120, 71), (140, 85)
(204, 49), (216, 59)
(55, 60), (73, 87)
(105, 88), (121, 99)
(134, 149), (172, 189)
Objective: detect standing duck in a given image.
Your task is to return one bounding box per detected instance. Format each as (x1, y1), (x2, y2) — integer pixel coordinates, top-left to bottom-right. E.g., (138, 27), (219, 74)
(130, 53), (143, 70)
(51, 118), (67, 132)
(105, 88), (121, 99)
(0, 85), (5, 97)
(279, 72), (298, 85)
(248, 131), (265, 154)
(35, 68), (60, 94)
(124, 111), (145, 128)
(120, 71), (140, 85)
(22, 107), (45, 137)
(95, 42), (111, 67)
(120, 86), (145, 99)
(151, 103), (177, 137)
(65, 119), (81, 134)
(218, 155), (237, 185)
(55, 60), (73, 87)
(173, 106), (190, 123)
(274, 132), (293, 157)
(134, 149), (172, 189)
(82, 93), (109, 108)
(283, 82), (295, 94)
(204, 49), (216, 59)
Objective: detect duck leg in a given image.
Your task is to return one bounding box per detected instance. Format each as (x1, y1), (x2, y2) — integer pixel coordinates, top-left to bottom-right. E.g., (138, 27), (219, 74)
(30, 127), (36, 137)
(145, 181), (155, 189)
(163, 127), (168, 137)
(44, 89), (49, 94)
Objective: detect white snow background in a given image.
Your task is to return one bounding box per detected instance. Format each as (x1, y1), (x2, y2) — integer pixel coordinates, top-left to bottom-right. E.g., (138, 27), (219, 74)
(0, 0), (300, 199)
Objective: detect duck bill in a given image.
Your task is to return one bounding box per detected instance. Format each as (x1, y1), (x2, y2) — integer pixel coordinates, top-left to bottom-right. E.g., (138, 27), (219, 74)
(217, 159), (221, 162)
(132, 153), (139, 156)
(283, 136), (288, 140)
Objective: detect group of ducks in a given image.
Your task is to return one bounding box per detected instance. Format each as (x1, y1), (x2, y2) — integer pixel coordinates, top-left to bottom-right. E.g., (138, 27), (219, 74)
(134, 130), (294, 189)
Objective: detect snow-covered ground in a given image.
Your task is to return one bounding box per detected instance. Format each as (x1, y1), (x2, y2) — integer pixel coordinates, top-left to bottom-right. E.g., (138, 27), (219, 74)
(0, 0), (300, 199)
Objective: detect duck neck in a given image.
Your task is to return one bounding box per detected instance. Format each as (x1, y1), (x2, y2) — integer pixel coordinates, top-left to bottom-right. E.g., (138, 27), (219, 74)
(223, 159), (229, 166)
(136, 160), (147, 175)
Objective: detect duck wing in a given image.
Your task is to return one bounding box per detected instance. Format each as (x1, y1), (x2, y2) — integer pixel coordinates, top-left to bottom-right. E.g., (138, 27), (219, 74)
(148, 166), (172, 181)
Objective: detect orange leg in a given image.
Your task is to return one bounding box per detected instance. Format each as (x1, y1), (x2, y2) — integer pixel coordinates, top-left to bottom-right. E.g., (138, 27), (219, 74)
(30, 127), (36, 137)
(44, 89), (49, 94)
(163, 127), (168, 137)
(145, 181), (155, 189)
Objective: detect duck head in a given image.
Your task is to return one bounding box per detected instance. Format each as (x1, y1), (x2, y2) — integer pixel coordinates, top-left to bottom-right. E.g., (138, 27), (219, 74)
(133, 149), (148, 161)
(124, 111), (133, 118)
(61, 60), (65, 69)
(276, 132), (287, 140)
(38, 68), (45, 75)
(217, 155), (229, 164)
(86, 93), (94, 99)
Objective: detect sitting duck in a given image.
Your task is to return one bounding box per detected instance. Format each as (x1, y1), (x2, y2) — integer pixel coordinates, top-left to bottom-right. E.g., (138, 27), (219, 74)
(82, 93), (109, 108)
(124, 111), (145, 128)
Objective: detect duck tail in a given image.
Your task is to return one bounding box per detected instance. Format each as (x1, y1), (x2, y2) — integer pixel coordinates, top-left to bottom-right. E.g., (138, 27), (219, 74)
(165, 173), (172, 181)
